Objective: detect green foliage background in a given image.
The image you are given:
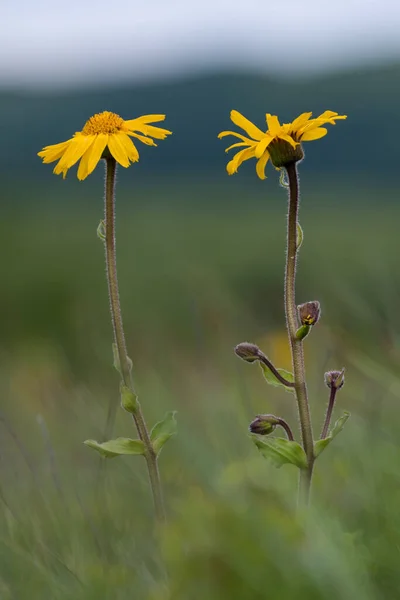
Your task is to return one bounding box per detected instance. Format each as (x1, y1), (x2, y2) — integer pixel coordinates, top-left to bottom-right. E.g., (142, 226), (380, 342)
(1, 65), (400, 598)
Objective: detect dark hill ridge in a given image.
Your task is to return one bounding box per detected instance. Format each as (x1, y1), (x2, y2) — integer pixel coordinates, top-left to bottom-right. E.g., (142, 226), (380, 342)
(1, 64), (399, 181)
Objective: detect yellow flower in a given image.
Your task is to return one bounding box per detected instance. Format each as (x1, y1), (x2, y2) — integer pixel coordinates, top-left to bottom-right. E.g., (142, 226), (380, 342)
(218, 109), (347, 179)
(38, 111), (172, 180)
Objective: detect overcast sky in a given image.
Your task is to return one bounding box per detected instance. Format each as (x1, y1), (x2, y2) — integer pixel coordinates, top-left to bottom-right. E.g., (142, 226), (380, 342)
(2, 0), (400, 89)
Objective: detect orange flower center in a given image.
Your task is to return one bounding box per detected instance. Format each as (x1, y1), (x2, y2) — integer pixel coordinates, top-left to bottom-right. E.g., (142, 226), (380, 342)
(81, 111), (125, 135)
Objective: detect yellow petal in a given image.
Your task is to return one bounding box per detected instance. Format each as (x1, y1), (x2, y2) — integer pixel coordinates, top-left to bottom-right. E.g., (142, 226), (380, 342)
(148, 126), (172, 139)
(118, 133), (139, 163)
(53, 163), (68, 179)
(108, 133), (130, 168)
(290, 112), (312, 131)
(300, 127), (328, 141)
(230, 110), (264, 141)
(125, 116), (171, 139)
(301, 113), (347, 133)
(38, 139), (72, 163)
(316, 110), (338, 120)
(296, 120), (322, 136)
(218, 131), (257, 145)
(226, 147), (255, 175)
(224, 142), (249, 153)
(266, 114), (281, 136)
(54, 134), (95, 174)
(277, 133), (298, 148)
(256, 151), (270, 180)
(86, 134), (109, 177)
(137, 124), (171, 139)
(255, 135), (273, 158)
(127, 132), (156, 146)
(77, 146), (93, 180)
(125, 114), (166, 126)
(324, 114), (347, 123)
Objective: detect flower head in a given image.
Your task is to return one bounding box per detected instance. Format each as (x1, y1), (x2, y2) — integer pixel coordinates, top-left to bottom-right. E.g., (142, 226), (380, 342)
(218, 109), (347, 179)
(38, 111), (172, 180)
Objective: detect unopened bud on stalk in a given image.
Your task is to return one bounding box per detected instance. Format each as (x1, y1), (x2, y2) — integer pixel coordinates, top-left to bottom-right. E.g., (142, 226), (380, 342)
(234, 342), (261, 363)
(249, 414), (280, 435)
(324, 368), (345, 390)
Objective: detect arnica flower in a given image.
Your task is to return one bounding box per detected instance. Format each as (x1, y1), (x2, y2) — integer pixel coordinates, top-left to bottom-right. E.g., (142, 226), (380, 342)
(218, 110), (347, 179)
(38, 111), (172, 180)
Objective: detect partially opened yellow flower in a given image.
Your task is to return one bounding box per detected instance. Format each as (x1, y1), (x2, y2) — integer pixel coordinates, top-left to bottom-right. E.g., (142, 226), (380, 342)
(218, 110), (347, 179)
(38, 111), (172, 180)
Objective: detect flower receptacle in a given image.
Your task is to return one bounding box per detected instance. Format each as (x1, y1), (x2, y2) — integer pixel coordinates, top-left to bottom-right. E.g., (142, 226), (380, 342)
(268, 141), (304, 169)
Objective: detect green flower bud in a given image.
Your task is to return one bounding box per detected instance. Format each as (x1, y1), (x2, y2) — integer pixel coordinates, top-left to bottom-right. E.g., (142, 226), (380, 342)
(324, 368), (345, 389)
(249, 414), (280, 435)
(298, 301), (321, 326)
(235, 342), (261, 363)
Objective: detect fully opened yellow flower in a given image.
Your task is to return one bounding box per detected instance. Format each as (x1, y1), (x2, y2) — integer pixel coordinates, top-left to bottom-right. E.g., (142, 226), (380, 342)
(218, 110), (347, 179)
(38, 111), (172, 180)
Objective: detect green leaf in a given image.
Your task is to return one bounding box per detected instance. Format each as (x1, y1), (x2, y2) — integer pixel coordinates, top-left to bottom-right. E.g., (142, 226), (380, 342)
(150, 411), (177, 455)
(251, 435), (307, 469)
(296, 223), (304, 250)
(314, 412), (350, 458)
(259, 362), (295, 392)
(84, 437), (145, 458)
(97, 219), (106, 241)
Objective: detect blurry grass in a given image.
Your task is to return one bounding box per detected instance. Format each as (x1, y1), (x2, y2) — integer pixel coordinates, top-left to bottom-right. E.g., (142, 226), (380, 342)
(0, 182), (400, 597)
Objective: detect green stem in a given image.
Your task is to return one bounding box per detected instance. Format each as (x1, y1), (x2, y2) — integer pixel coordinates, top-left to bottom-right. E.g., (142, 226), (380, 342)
(284, 162), (314, 506)
(104, 157), (165, 522)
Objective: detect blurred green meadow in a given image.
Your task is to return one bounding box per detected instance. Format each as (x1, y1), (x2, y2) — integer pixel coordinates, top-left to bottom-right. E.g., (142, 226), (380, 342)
(0, 173), (400, 599)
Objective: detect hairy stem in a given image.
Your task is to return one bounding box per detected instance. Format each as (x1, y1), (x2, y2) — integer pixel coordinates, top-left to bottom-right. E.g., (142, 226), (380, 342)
(321, 387), (337, 439)
(104, 157), (165, 522)
(284, 162), (314, 506)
